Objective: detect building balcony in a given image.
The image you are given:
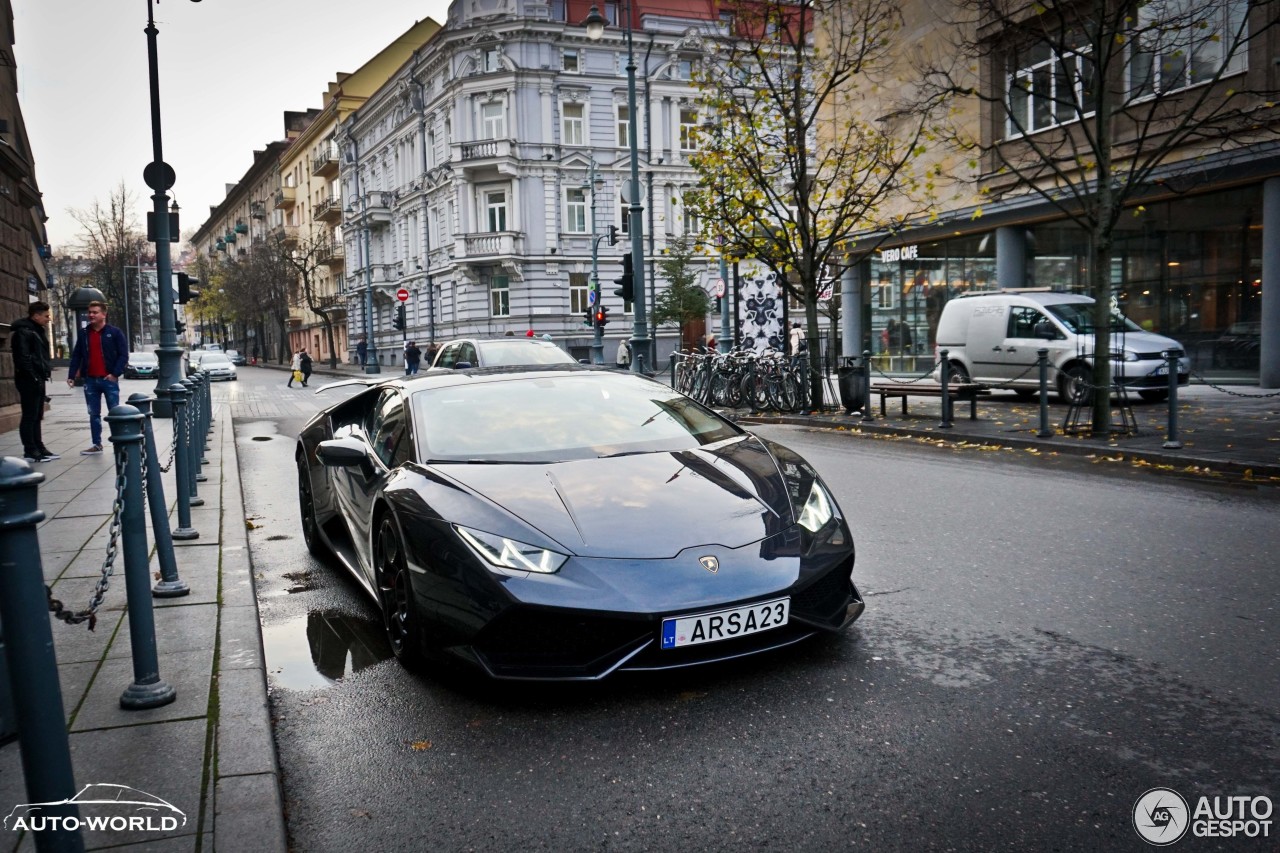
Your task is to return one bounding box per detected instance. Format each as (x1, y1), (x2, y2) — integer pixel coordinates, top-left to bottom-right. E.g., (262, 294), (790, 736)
(453, 139), (517, 177)
(359, 191), (393, 228)
(249, 200), (267, 220)
(271, 223), (299, 246)
(274, 186), (296, 209)
(460, 231), (523, 258)
(318, 239), (345, 267)
(315, 195), (342, 223)
(311, 142), (339, 177)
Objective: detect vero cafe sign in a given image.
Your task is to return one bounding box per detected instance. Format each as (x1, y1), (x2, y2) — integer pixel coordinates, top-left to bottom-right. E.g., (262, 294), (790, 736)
(880, 244), (919, 263)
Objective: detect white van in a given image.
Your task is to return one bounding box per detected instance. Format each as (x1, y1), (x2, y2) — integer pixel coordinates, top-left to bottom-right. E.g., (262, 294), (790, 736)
(933, 290), (1188, 402)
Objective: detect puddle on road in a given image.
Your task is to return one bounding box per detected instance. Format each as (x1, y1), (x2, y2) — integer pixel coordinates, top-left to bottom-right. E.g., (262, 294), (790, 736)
(261, 610), (393, 691)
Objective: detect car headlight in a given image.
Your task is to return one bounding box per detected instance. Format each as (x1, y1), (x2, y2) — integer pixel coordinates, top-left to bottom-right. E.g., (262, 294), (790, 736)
(454, 525), (568, 574)
(797, 481), (835, 533)
(1122, 350), (1139, 362)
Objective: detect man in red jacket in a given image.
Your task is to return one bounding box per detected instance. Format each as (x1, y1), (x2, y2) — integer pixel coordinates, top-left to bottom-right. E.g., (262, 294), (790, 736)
(66, 301), (129, 454)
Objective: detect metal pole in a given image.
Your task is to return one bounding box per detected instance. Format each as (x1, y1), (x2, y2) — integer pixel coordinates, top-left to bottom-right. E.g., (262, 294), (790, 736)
(939, 348), (953, 429)
(128, 393), (189, 596)
(1037, 348), (1053, 437)
(105, 406), (177, 711)
(588, 160), (605, 365)
(861, 349), (874, 422)
(0, 458), (86, 853)
(350, 138), (381, 374)
(1163, 349), (1183, 449)
(181, 379), (204, 506)
(623, 0), (649, 373)
(169, 383), (197, 539)
(718, 252), (730, 354)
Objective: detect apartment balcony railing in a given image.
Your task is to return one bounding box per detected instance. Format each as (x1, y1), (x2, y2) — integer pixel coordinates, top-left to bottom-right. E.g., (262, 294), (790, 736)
(249, 200), (267, 220)
(270, 223), (299, 246)
(314, 195), (342, 222)
(461, 231), (522, 258)
(274, 186), (296, 209)
(311, 142), (339, 177)
(317, 239), (345, 267)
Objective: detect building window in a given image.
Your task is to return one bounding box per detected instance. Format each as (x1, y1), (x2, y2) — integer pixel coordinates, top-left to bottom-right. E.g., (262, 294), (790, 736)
(566, 187), (588, 233)
(1129, 0), (1247, 99)
(618, 199), (630, 234)
(616, 104), (630, 146)
(563, 49), (580, 73)
(481, 102), (506, 140)
(563, 103), (585, 146)
(679, 108), (700, 151)
(484, 189), (508, 232)
(484, 48), (503, 73)
(570, 272), (590, 314)
(680, 195), (700, 236)
(1006, 41), (1096, 136)
(490, 273), (510, 317)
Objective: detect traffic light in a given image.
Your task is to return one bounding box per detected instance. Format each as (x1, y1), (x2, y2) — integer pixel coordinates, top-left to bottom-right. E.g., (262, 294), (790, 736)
(607, 225), (620, 246)
(594, 305), (609, 329)
(176, 272), (198, 303)
(582, 306), (593, 328)
(613, 252), (634, 302)
(393, 303), (406, 331)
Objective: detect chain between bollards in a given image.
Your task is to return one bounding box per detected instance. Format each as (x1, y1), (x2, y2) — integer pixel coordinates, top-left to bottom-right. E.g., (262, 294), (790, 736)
(105, 405), (176, 711)
(0, 458), (86, 852)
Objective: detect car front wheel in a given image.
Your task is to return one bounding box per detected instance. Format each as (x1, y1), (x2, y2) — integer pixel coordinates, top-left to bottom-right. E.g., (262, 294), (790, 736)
(376, 514), (425, 669)
(297, 455), (328, 559)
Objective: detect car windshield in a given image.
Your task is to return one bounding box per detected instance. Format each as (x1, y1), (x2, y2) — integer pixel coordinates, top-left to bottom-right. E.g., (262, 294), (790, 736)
(1045, 302), (1143, 334)
(202, 353), (230, 365)
(474, 340), (577, 366)
(411, 373), (741, 463)
(130, 353), (157, 364)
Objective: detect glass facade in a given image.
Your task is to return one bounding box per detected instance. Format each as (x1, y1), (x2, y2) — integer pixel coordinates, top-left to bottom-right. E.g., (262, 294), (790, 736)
(872, 184), (1263, 375)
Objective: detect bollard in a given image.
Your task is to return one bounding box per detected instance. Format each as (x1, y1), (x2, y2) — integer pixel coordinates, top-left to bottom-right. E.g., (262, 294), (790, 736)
(1037, 348), (1053, 438)
(169, 384), (198, 539)
(0, 458), (86, 853)
(670, 352), (677, 386)
(1163, 349), (1183, 449)
(861, 350), (874, 421)
(198, 374), (212, 464)
(105, 406), (177, 711)
(938, 349), (953, 429)
(188, 376), (209, 483)
(127, 393), (190, 597)
(180, 380), (205, 503)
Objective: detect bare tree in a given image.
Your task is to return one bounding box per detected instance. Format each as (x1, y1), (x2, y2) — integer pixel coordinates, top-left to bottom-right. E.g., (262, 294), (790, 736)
(688, 0), (940, 405)
(269, 232), (342, 368)
(919, 0), (1280, 433)
(69, 181), (149, 347)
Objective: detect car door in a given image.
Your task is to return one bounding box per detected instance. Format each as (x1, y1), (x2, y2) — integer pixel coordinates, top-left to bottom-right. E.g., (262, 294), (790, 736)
(987, 306), (1049, 386)
(436, 343), (460, 369)
(351, 389), (410, 584)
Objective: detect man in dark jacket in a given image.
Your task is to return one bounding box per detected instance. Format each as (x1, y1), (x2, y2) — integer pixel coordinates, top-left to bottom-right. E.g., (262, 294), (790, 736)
(11, 300), (58, 462)
(66, 300), (128, 454)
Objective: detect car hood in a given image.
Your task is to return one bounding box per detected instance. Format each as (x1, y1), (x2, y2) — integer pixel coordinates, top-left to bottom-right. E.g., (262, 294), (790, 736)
(1109, 331), (1183, 354)
(435, 437), (796, 559)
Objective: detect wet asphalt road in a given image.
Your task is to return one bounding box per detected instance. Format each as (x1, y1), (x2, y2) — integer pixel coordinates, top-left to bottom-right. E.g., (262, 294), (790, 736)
(224, 370), (1279, 852)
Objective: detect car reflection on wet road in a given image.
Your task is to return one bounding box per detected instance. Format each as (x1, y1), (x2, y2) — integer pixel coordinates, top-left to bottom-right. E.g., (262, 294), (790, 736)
(260, 611), (392, 691)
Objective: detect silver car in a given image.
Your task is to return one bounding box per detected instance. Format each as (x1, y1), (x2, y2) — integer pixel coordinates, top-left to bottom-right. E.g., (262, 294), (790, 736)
(198, 351), (237, 381)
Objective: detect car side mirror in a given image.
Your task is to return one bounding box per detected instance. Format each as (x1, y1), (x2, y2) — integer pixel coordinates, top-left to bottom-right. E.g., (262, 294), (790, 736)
(316, 436), (369, 468)
(454, 361), (473, 370)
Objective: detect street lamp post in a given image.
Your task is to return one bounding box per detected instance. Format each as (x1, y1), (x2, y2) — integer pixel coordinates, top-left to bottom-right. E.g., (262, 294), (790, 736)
(582, 159), (607, 364)
(143, 0), (201, 417)
(583, 3), (648, 373)
(345, 137), (381, 374)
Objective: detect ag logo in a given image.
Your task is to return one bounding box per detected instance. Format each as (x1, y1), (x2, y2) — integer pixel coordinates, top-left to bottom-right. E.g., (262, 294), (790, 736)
(698, 556), (719, 574)
(1133, 788), (1189, 846)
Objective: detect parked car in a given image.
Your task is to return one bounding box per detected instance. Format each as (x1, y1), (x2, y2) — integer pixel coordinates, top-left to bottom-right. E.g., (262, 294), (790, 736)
(431, 337), (577, 369)
(296, 365), (864, 680)
(225, 349), (246, 366)
(932, 290), (1189, 402)
(197, 351), (237, 381)
(1210, 321), (1261, 369)
(185, 351), (205, 376)
(125, 351), (159, 379)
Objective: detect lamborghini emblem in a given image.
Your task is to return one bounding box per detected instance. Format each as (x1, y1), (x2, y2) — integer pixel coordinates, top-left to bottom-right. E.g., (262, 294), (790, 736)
(699, 556), (719, 574)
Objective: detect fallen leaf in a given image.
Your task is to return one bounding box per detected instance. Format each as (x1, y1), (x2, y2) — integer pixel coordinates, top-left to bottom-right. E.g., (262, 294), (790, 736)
(350, 809), (372, 819)
(409, 740), (432, 751)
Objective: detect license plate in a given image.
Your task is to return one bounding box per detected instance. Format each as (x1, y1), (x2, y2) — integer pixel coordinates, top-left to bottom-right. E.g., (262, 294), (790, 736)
(660, 598), (790, 649)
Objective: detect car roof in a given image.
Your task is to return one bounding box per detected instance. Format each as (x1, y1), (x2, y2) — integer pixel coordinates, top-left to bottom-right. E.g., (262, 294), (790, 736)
(954, 289), (1092, 306)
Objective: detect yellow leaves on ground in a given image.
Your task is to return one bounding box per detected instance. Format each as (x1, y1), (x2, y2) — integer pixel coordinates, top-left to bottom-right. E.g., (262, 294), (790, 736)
(408, 740), (433, 752)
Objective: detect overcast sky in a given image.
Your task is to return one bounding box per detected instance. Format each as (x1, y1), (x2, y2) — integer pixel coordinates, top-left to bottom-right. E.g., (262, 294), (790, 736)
(15, 0), (453, 252)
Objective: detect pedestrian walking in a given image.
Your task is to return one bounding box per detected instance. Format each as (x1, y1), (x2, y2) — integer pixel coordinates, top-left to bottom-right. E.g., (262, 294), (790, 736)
(356, 338), (367, 366)
(425, 341), (440, 368)
(66, 300), (128, 455)
(287, 350), (303, 387)
(10, 300), (58, 461)
(789, 322), (808, 369)
(616, 338), (631, 369)
(299, 350), (313, 387)
(404, 341), (422, 375)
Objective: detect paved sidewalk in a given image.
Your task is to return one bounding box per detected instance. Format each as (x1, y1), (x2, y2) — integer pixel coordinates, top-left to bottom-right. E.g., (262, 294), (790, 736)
(0, 372), (285, 852)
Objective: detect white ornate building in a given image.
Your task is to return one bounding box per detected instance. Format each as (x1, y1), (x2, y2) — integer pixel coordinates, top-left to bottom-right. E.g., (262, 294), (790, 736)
(337, 0), (729, 366)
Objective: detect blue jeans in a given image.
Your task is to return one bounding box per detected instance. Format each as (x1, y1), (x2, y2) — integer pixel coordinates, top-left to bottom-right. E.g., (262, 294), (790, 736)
(82, 376), (120, 446)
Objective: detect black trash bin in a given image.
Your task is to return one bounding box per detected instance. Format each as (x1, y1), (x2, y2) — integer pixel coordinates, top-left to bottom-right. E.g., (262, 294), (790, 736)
(837, 357), (866, 414)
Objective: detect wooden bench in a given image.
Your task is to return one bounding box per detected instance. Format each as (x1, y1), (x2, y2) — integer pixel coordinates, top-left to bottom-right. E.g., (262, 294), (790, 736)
(870, 382), (991, 420)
